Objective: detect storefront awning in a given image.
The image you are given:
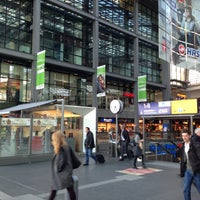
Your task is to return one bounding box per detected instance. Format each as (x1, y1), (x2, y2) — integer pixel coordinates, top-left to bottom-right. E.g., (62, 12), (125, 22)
(0, 100), (57, 115)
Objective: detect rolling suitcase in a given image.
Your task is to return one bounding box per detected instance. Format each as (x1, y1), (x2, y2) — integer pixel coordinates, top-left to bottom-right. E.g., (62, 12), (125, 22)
(96, 154), (105, 163)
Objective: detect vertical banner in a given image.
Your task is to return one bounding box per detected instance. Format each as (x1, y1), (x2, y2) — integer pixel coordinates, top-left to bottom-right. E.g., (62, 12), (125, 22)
(138, 75), (147, 102)
(97, 65), (106, 97)
(36, 50), (45, 90)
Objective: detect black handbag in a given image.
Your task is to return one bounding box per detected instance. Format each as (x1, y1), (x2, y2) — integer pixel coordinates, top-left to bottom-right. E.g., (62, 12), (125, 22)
(69, 146), (81, 169)
(133, 144), (143, 156)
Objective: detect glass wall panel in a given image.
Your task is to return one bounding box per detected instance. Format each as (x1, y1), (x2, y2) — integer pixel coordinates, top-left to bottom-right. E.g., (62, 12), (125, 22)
(98, 80), (134, 111)
(58, 0), (93, 13)
(37, 70), (92, 107)
(99, 24), (134, 77)
(0, 62), (31, 104)
(99, 0), (134, 31)
(138, 3), (158, 42)
(139, 40), (161, 83)
(0, 0), (32, 53)
(0, 123), (30, 157)
(41, 2), (93, 67)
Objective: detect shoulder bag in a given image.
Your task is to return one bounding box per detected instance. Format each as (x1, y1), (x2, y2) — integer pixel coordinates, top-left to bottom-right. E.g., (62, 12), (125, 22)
(69, 146), (81, 169)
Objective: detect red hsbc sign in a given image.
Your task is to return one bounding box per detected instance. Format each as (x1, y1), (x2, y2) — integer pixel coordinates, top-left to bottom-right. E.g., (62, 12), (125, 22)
(178, 44), (186, 56)
(123, 92), (134, 98)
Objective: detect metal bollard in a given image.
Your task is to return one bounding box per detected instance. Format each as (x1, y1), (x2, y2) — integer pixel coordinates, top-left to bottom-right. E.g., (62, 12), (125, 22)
(65, 175), (79, 200)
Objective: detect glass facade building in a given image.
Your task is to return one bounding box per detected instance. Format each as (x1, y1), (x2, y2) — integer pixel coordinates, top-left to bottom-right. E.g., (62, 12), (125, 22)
(3, 0), (196, 161)
(0, 0), (164, 109)
(1, 0), (200, 165)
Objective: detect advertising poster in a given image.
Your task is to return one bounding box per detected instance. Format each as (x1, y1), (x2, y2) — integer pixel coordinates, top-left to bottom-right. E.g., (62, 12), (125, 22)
(159, 0), (200, 69)
(171, 98), (197, 114)
(138, 101), (171, 115)
(97, 65), (106, 97)
(1, 118), (30, 126)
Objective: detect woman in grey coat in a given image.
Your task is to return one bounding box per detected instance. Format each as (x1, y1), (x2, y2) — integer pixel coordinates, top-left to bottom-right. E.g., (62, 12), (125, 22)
(133, 132), (145, 169)
(48, 131), (76, 200)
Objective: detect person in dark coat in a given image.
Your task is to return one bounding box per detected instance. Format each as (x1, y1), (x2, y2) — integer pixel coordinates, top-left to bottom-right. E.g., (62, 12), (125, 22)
(180, 128), (200, 200)
(48, 131), (76, 200)
(83, 127), (97, 166)
(133, 132), (145, 169)
(118, 124), (130, 160)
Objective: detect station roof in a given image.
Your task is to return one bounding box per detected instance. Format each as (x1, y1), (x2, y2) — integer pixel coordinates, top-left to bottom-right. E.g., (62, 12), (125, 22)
(0, 100), (56, 115)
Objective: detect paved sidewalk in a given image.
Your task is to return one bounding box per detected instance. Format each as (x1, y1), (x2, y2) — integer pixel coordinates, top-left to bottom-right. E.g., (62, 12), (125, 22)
(0, 156), (199, 200)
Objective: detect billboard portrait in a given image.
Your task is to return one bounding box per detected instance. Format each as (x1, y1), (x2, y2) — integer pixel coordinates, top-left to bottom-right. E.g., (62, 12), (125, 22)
(97, 65), (106, 97)
(159, 0), (200, 69)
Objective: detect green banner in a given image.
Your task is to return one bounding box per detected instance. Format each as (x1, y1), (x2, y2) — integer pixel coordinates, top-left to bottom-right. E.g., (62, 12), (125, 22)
(138, 75), (147, 102)
(36, 50), (45, 90)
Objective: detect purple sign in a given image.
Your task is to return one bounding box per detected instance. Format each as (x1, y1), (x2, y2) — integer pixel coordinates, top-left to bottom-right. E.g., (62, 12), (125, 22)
(139, 101), (171, 116)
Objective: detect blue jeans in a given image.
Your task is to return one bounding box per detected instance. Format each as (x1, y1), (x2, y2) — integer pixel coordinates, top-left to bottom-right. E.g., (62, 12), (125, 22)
(85, 148), (96, 164)
(183, 169), (200, 200)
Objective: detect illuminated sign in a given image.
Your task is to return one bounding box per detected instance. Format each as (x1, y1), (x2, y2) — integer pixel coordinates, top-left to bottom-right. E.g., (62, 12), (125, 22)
(139, 99), (198, 116)
(99, 118), (115, 123)
(139, 101), (171, 115)
(123, 92), (134, 98)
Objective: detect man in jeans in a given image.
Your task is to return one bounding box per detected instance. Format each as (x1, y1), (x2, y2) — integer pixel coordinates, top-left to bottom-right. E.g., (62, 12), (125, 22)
(181, 128), (200, 200)
(83, 127), (97, 166)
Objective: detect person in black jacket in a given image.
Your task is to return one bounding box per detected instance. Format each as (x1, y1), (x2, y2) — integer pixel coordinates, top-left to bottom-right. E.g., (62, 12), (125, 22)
(48, 131), (76, 200)
(133, 132), (145, 169)
(83, 127), (97, 166)
(118, 124), (130, 161)
(180, 128), (200, 200)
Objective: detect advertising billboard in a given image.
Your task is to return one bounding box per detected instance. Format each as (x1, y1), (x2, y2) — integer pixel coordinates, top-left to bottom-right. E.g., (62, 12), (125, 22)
(97, 65), (106, 97)
(139, 99), (197, 115)
(139, 101), (171, 115)
(159, 0), (200, 69)
(171, 98), (197, 114)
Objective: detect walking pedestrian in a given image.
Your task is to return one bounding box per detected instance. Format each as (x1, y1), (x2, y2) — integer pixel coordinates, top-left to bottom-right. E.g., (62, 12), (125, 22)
(83, 127), (97, 166)
(118, 124), (130, 160)
(48, 131), (76, 200)
(133, 132), (145, 169)
(181, 128), (200, 200)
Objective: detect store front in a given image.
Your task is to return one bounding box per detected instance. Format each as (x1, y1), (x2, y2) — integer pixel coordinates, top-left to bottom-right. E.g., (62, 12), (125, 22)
(0, 99), (96, 165)
(97, 118), (135, 133)
(139, 99), (199, 161)
(139, 99), (198, 138)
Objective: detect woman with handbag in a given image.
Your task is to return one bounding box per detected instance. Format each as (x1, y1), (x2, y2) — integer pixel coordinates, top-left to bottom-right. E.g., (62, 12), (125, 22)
(133, 132), (146, 169)
(48, 131), (76, 200)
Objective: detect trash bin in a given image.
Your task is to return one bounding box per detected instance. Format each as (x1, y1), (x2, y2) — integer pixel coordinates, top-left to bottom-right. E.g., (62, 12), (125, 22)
(109, 142), (116, 157)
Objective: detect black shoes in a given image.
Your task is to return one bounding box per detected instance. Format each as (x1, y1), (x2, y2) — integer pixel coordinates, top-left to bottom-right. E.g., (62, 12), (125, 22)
(83, 163), (89, 166)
